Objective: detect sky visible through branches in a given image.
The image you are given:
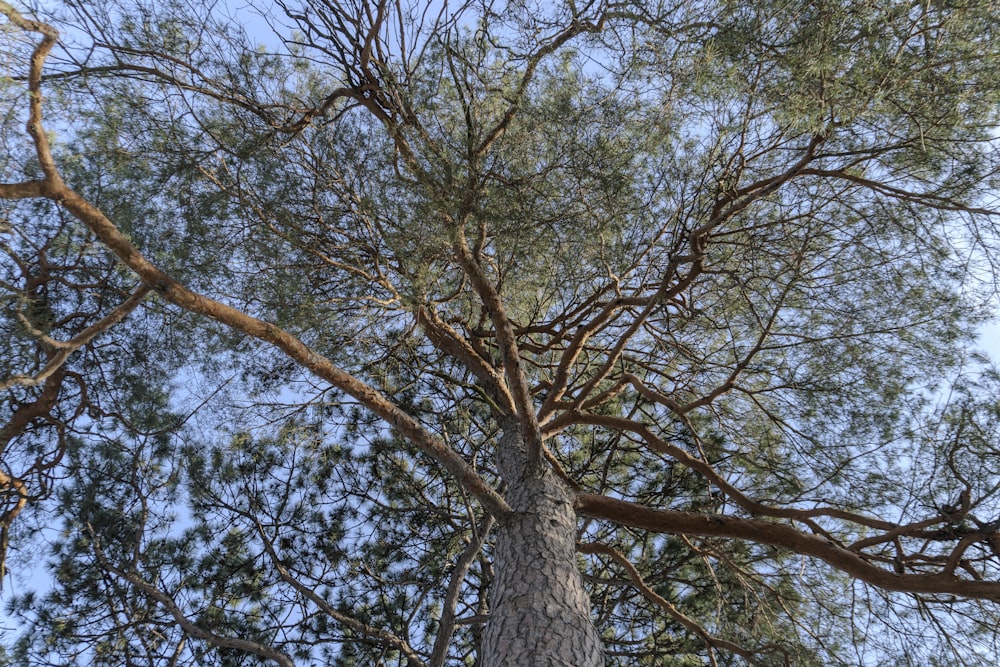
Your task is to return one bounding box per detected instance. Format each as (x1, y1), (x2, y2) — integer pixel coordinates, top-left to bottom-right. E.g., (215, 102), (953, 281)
(3, 1), (1000, 665)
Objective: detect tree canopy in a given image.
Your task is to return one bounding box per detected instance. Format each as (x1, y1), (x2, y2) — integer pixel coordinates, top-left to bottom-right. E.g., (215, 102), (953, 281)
(2, 0), (1000, 665)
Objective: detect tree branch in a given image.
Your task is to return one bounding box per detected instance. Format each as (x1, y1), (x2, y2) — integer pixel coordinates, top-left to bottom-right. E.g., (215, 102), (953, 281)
(252, 519), (429, 667)
(0, 284), (150, 391)
(577, 541), (761, 666)
(415, 306), (515, 415)
(430, 513), (495, 667)
(89, 527), (297, 667)
(0, 6), (511, 520)
(451, 224), (544, 472)
(575, 492), (1000, 601)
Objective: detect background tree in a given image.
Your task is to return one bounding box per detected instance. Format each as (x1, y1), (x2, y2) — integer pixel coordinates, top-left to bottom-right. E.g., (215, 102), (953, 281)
(2, 0), (1000, 665)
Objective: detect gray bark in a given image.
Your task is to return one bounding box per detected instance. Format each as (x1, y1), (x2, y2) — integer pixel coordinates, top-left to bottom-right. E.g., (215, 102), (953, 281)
(481, 424), (604, 667)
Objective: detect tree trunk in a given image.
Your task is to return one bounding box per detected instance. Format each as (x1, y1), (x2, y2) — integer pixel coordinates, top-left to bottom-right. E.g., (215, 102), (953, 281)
(481, 425), (604, 667)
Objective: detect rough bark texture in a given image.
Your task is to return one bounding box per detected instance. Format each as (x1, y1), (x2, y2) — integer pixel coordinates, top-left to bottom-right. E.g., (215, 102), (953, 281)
(481, 426), (603, 667)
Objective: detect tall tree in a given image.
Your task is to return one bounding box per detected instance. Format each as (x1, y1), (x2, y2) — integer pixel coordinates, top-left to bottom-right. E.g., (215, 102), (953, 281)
(2, 0), (1000, 664)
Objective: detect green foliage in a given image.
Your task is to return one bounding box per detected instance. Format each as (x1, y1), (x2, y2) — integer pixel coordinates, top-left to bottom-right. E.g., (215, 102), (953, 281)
(2, 0), (1000, 665)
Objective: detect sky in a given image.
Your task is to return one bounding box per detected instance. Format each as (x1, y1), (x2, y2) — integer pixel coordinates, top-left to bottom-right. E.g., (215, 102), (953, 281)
(981, 320), (1000, 366)
(2, 0), (1000, 662)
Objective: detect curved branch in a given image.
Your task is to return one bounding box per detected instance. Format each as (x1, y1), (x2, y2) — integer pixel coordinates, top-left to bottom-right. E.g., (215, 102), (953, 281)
(415, 306), (514, 415)
(0, 180), (46, 199)
(253, 520), (429, 667)
(0, 325), (70, 584)
(799, 167), (1000, 217)
(0, 2), (59, 181)
(0, 284), (151, 391)
(577, 541), (760, 665)
(430, 513), (495, 667)
(474, 14), (605, 158)
(0, 365), (64, 456)
(89, 529), (297, 667)
(575, 492), (1000, 601)
(537, 295), (640, 422)
(64, 187), (508, 515)
(564, 411), (919, 534)
(0, 7), (511, 520)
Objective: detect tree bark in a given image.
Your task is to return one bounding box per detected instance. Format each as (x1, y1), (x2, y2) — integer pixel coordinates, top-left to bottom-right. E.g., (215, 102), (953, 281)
(481, 425), (603, 667)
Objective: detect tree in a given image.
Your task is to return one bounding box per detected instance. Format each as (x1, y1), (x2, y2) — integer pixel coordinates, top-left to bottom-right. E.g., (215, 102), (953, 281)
(2, 0), (1000, 664)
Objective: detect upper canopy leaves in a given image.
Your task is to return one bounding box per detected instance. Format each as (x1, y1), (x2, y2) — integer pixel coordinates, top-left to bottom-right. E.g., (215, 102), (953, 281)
(2, 0), (1000, 664)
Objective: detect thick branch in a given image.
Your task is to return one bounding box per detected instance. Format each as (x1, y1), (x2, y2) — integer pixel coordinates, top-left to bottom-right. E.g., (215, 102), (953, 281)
(0, 366), (64, 457)
(0, 180), (46, 199)
(60, 183), (508, 515)
(0, 9), (511, 520)
(415, 306), (514, 414)
(451, 225), (543, 472)
(0, 342), (68, 584)
(575, 493), (1000, 601)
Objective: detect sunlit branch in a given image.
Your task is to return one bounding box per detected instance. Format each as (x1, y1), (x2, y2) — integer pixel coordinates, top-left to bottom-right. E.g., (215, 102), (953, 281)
(576, 493), (1000, 601)
(0, 362), (64, 457)
(0, 5), (512, 521)
(0, 2), (59, 181)
(553, 247), (701, 417)
(0, 285), (150, 391)
(537, 293), (648, 422)
(0, 468), (27, 588)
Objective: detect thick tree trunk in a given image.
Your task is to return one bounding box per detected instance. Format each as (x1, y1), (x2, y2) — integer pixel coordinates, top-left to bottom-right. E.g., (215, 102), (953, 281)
(481, 426), (603, 667)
